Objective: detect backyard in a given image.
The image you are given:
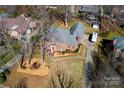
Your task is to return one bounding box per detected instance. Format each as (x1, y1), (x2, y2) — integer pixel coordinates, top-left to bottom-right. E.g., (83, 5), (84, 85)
(4, 43), (86, 87)
(4, 18), (88, 88)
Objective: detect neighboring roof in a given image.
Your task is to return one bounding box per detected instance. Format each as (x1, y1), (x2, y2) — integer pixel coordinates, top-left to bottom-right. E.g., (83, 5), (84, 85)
(79, 5), (98, 13)
(30, 22), (37, 28)
(2, 18), (16, 29)
(119, 11), (124, 20)
(16, 14), (30, 34)
(1, 14), (31, 34)
(113, 36), (124, 50)
(0, 13), (9, 18)
(46, 22), (85, 51)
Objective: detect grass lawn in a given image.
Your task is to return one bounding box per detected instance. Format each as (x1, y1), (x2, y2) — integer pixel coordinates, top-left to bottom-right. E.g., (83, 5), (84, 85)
(0, 41), (22, 68)
(78, 44), (87, 57)
(5, 59), (85, 88)
(46, 44), (87, 87)
(5, 19), (88, 88)
(5, 43), (86, 88)
(33, 45), (41, 58)
(100, 31), (124, 40)
(11, 42), (21, 54)
(53, 18), (98, 34)
(0, 51), (14, 67)
(49, 60), (84, 88)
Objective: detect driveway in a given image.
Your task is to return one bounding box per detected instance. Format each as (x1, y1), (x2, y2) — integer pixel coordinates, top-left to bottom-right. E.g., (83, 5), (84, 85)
(81, 34), (95, 88)
(82, 34), (94, 64)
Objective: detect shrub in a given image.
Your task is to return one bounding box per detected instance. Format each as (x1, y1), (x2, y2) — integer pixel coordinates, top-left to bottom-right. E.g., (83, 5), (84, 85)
(0, 72), (6, 84)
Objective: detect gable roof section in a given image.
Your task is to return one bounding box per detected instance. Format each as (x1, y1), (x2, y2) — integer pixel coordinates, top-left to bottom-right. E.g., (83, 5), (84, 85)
(16, 14), (30, 34)
(2, 18), (16, 29)
(1, 14), (30, 34)
(46, 22), (85, 51)
(70, 22), (84, 39)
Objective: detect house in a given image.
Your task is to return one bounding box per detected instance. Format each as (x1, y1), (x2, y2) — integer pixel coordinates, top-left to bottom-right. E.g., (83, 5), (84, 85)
(117, 11), (124, 28)
(0, 14), (37, 40)
(79, 5), (99, 14)
(0, 13), (9, 20)
(110, 6), (124, 28)
(111, 6), (124, 18)
(113, 36), (124, 60)
(44, 22), (85, 55)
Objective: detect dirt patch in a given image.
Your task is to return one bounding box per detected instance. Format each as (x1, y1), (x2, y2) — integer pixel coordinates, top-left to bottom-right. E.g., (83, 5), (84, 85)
(4, 54), (84, 88)
(18, 59), (49, 76)
(4, 64), (49, 88)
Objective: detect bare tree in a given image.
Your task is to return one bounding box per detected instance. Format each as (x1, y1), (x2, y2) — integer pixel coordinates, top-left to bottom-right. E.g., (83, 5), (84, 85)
(30, 6), (53, 63)
(15, 78), (27, 88)
(0, 22), (6, 47)
(49, 66), (75, 88)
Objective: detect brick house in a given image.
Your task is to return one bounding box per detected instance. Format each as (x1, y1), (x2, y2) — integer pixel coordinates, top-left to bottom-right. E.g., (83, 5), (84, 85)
(44, 22), (85, 55)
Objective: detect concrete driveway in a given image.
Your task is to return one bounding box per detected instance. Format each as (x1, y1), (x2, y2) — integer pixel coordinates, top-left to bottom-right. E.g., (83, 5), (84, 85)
(81, 34), (95, 88)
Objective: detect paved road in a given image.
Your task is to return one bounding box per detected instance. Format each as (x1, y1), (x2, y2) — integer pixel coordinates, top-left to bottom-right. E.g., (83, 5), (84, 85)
(82, 35), (121, 87)
(82, 35), (94, 63)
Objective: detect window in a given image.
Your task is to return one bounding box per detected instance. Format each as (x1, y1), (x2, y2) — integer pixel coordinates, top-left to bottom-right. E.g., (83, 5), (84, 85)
(68, 45), (70, 48)
(52, 47), (54, 50)
(76, 36), (79, 41)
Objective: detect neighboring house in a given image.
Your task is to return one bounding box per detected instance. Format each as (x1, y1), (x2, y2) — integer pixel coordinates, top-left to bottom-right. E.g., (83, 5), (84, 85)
(113, 36), (124, 61)
(45, 5), (57, 9)
(44, 22), (85, 55)
(111, 6), (124, 17)
(77, 6), (99, 26)
(0, 14), (37, 40)
(11, 30), (21, 40)
(0, 13), (9, 20)
(117, 11), (124, 28)
(110, 6), (124, 28)
(79, 5), (99, 14)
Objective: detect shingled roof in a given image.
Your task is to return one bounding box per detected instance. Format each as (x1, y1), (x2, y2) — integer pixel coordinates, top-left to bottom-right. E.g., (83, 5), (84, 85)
(1, 14), (30, 34)
(45, 22), (85, 51)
